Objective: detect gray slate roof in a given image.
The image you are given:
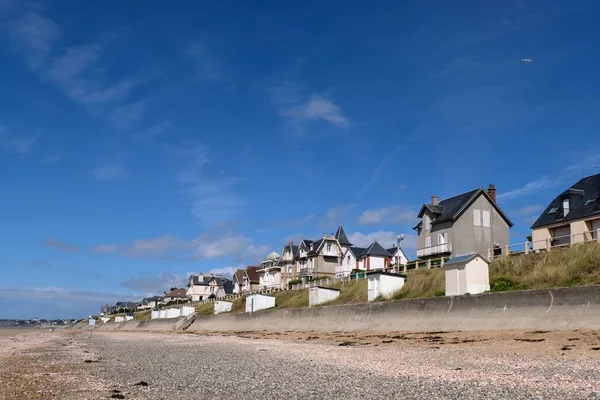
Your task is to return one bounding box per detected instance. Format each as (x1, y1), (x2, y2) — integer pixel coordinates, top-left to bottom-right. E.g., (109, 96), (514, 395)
(445, 253), (489, 266)
(335, 225), (352, 247)
(416, 188), (513, 228)
(362, 241), (392, 257)
(531, 173), (600, 229)
(347, 246), (366, 258)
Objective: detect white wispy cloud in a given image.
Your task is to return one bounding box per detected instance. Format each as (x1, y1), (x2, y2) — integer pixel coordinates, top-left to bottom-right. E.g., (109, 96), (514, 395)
(92, 244), (119, 254)
(8, 11), (61, 67)
(320, 204), (356, 229)
(208, 265), (244, 277)
(283, 93), (349, 128)
(348, 231), (416, 253)
(120, 271), (190, 293)
(193, 233), (269, 263)
(43, 237), (84, 254)
(6, 7), (149, 128)
(125, 235), (192, 258)
(170, 139), (244, 223)
(285, 94), (350, 128)
(47, 44), (102, 82)
(186, 41), (227, 82)
(0, 126), (38, 154)
(356, 205), (416, 226)
(92, 163), (130, 181)
(499, 153), (600, 200)
(515, 204), (544, 215)
(359, 145), (406, 196)
(136, 121), (174, 139)
(110, 100), (146, 130)
(0, 286), (138, 303)
(271, 83), (350, 136)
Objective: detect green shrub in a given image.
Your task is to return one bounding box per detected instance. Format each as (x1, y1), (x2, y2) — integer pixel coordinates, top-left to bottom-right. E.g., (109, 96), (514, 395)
(434, 290), (446, 297)
(489, 275), (516, 292)
(288, 279), (302, 287)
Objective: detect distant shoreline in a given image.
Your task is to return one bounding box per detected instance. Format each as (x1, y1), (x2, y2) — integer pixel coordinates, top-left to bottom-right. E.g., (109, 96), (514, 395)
(0, 327), (40, 337)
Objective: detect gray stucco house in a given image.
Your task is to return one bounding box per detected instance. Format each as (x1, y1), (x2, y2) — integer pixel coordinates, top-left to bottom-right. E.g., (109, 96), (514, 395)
(413, 185), (513, 259)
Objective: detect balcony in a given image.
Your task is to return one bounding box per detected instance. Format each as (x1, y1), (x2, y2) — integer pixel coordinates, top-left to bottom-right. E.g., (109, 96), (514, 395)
(298, 267), (314, 277)
(417, 243), (452, 258)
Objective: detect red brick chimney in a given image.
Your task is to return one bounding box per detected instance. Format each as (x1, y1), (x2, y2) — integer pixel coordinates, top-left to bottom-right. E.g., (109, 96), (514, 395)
(488, 184), (496, 202)
(431, 195), (439, 206)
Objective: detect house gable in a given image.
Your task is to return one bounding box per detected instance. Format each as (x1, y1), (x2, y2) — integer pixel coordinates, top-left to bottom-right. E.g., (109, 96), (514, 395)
(416, 188), (513, 229)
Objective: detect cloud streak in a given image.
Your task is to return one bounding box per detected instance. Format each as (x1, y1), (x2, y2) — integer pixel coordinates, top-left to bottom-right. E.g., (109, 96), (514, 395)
(0, 126), (38, 154)
(169, 139), (244, 223)
(92, 163), (130, 181)
(356, 205), (416, 226)
(499, 153), (600, 200)
(43, 238), (84, 253)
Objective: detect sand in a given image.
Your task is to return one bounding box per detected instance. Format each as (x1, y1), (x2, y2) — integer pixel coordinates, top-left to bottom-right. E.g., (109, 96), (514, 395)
(1, 329), (599, 399)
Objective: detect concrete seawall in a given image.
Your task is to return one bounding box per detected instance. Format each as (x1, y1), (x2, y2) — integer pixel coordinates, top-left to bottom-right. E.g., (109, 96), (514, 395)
(186, 285), (600, 332)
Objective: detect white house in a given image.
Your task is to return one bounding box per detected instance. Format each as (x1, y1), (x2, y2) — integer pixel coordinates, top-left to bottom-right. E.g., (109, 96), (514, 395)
(257, 251), (283, 289)
(367, 271), (407, 301)
(444, 253), (490, 296)
(337, 241), (403, 277)
(386, 245), (409, 267)
(187, 274), (233, 301)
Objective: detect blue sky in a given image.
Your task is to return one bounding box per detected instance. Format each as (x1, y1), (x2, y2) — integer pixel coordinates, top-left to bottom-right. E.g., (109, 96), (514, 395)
(1, 0), (599, 319)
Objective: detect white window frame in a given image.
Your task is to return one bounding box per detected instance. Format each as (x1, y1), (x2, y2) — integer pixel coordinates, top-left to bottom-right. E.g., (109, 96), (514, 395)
(424, 215), (431, 231)
(437, 233), (446, 245)
(563, 198), (570, 216)
(473, 209), (481, 226)
(425, 236), (431, 248)
(482, 210), (490, 227)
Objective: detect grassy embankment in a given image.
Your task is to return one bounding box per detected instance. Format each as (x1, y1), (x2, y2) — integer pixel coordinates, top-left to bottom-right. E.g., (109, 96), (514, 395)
(394, 242), (600, 299)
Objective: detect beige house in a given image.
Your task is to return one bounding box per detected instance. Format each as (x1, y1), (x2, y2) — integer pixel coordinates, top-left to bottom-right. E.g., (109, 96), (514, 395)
(280, 242), (299, 285)
(233, 266), (261, 293)
(531, 173), (600, 250)
(295, 225), (353, 281)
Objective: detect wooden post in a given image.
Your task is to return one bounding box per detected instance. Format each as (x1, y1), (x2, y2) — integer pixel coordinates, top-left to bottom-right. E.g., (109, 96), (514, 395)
(524, 241), (529, 255)
(403, 263), (407, 274)
(415, 261), (419, 270)
(440, 258), (445, 268)
(546, 238), (551, 252)
(487, 248), (492, 260)
(504, 245), (510, 257)
(426, 259), (432, 269)
(597, 229), (600, 243)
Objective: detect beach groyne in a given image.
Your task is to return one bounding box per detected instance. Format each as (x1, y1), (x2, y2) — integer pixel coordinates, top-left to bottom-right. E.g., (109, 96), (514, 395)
(185, 285), (600, 332)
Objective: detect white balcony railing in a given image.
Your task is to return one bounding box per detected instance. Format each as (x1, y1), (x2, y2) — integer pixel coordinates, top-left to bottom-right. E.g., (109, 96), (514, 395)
(335, 264), (351, 277)
(417, 243), (452, 257)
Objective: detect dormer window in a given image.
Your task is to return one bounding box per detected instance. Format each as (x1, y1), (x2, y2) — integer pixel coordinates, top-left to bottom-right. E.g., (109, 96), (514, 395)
(562, 198), (570, 217)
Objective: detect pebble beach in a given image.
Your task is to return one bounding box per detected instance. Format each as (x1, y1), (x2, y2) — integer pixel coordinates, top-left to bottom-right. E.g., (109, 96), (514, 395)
(1, 329), (600, 399)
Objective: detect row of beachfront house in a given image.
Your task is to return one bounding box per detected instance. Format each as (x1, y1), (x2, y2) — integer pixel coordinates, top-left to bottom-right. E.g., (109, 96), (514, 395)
(102, 174), (600, 309)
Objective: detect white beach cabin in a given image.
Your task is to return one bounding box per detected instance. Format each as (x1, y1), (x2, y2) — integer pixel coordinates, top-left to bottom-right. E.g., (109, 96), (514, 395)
(214, 301), (233, 315)
(245, 294), (275, 312)
(367, 271), (407, 301)
(309, 286), (340, 306)
(444, 253), (490, 296)
(180, 306), (195, 317)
